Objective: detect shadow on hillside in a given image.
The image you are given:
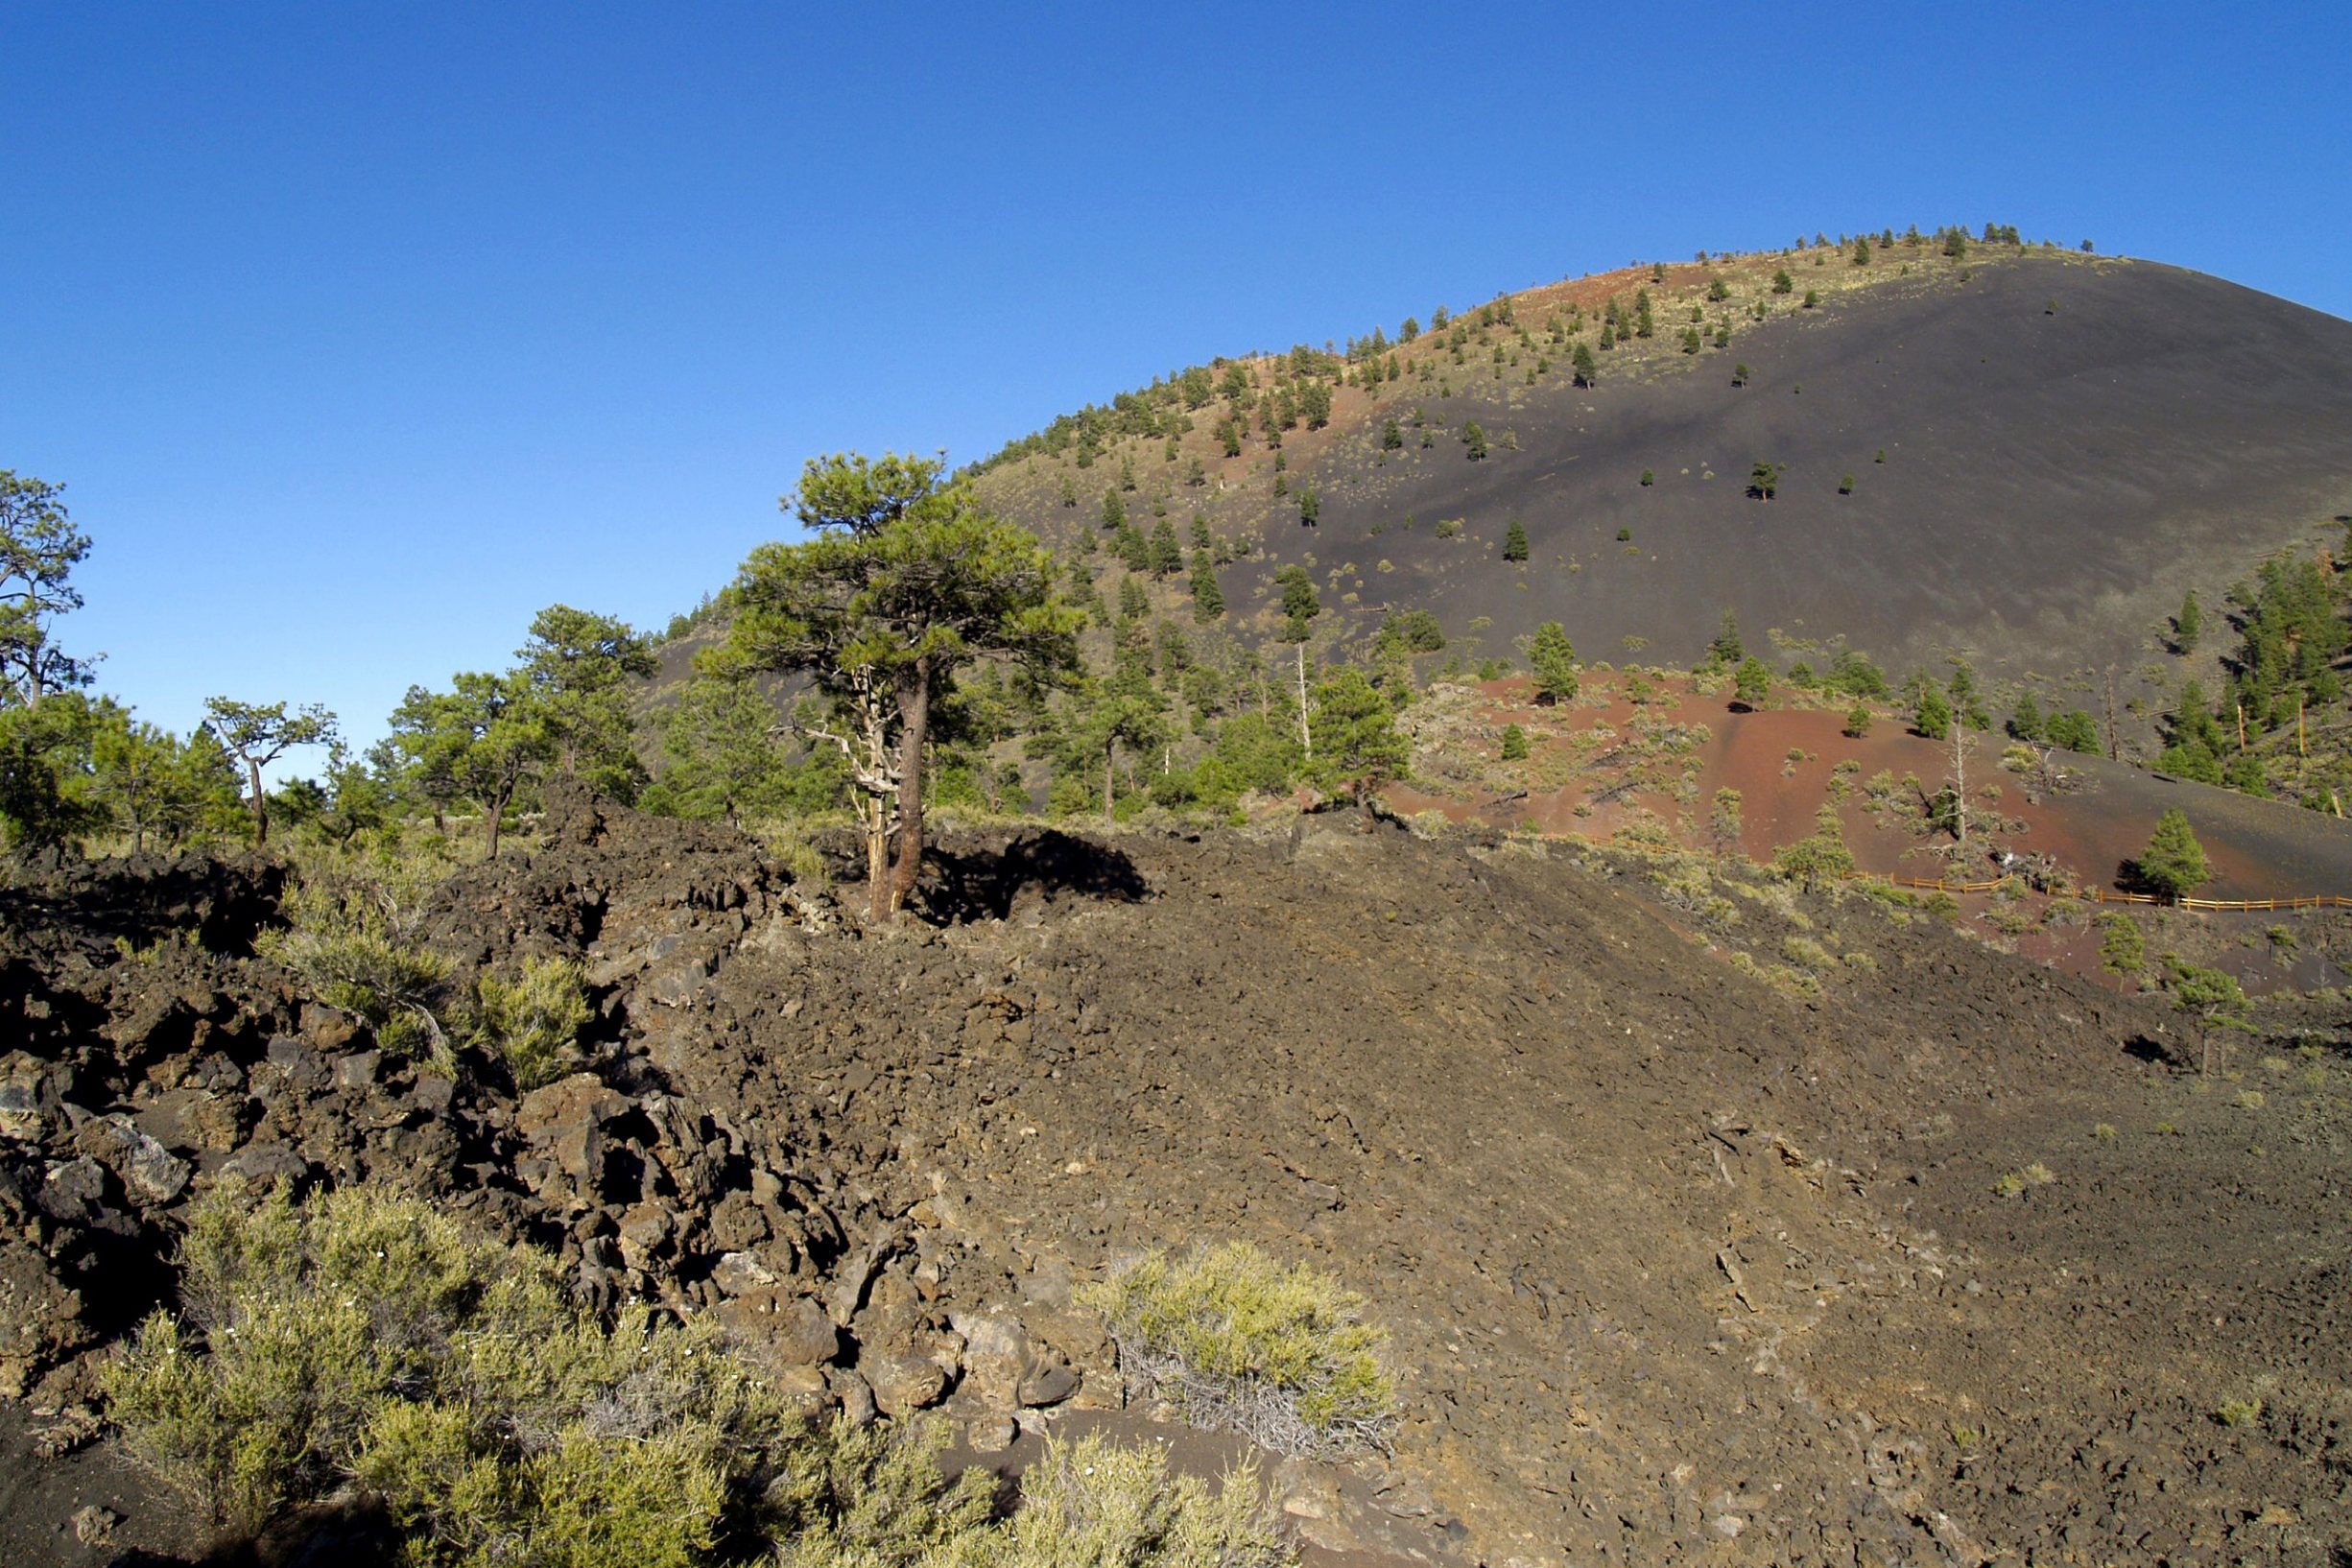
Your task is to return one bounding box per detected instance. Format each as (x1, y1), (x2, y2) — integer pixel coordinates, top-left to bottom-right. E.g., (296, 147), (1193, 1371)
(919, 831), (1148, 924)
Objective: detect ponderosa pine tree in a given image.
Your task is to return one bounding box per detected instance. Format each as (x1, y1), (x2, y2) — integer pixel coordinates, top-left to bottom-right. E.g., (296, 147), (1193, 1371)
(2008, 692), (2045, 743)
(1276, 564), (1320, 641)
(2175, 589), (2202, 653)
(1572, 343), (1597, 386)
(1912, 682), (1952, 741)
(385, 671), (546, 856)
(1188, 550), (1225, 624)
(1149, 517), (1183, 576)
(1116, 575), (1150, 626)
(1082, 637), (1169, 821)
(1733, 656), (1771, 710)
(1528, 622), (1578, 704)
(721, 452), (1078, 920)
(202, 698), (338, 846)
(1310, 666), (1409, 811)
(2135, 808), (2211, 899)
(1502, 519), (1530, 561)
(519, 606), (656, 799)
(1709, 609), (1746, 667)
(0, 470), (95, 709)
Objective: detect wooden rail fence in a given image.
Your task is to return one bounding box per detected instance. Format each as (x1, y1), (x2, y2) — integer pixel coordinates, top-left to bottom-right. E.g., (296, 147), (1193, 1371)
(1848, 873), (2352, 913)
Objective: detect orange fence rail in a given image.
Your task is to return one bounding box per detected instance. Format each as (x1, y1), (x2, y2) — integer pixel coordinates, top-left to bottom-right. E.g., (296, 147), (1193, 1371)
(2094, 891), (2352, 913)
(1841, 873), (2352, 912)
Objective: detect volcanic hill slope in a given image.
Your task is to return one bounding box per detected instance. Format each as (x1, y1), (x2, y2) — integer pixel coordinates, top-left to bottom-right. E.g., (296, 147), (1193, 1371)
(972, 245), (2352, 701)
(5, 795), (2349, 1564)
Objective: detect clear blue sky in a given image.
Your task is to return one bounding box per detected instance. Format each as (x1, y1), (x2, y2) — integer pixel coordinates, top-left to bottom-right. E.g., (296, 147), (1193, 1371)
(7, 2), (2347, 760)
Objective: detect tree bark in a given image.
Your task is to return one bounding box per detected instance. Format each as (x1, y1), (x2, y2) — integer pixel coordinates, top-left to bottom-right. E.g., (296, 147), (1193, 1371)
(245, 759), (268, 846)
(486, 781), (511, 859)
(885, 658), (932, 918)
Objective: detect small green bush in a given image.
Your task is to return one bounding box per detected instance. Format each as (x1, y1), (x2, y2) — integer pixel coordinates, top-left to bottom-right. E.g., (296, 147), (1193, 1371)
(259, 843), (456, 1061)
(1084, 1241), (1396, 1459)
(790, 1432), (1287, 1568)
(2098, 913), (2146, 977)
(111, 1182), (1301, 1565)
(474, 955), (592, 1091)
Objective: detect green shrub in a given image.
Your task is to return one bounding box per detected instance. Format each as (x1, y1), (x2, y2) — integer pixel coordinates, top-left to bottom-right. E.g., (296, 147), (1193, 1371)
(1083, 1241), (1396, 1459)
(111, 1183), (1302, 1565)
(2098, 913), (2146, 977)
(259, 843), (457, 1062)
(938, 1433), (1287, 1568)
(474, 956), (592, 1091)
(106, 1180), (524, 1533)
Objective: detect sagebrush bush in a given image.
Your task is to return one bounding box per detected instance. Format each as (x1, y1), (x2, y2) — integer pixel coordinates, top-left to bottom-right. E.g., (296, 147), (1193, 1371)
(260, 842), (457, 1060)
(474, 955), (592, 1091)
(1083, 1241), (1396, 1459)
(930, 1433), (1287, 1568)
(112, 1182), (1295, 1566)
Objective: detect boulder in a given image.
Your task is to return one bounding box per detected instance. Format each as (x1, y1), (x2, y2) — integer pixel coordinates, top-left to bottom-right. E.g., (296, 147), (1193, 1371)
(949, 1309), (1032, 1410)
(132, 1087), (250, 1154)
(0, 1055), (62, 1144)
(517, 1074), (630, 1192)
(863, 1352), (947, 1416)
(74, 1115), (191, 1206)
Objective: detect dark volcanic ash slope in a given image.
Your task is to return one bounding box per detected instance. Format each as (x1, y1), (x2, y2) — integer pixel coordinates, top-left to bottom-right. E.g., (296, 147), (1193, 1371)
(983, 252), (2352, 684)
(7, 801), (2350, 1565)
